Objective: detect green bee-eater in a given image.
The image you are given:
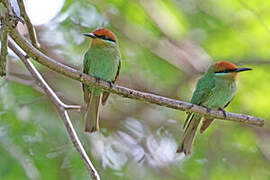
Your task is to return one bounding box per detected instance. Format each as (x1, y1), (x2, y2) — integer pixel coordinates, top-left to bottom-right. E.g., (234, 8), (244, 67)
(82, 28), (121, 133)
(177, 61), (252, 155)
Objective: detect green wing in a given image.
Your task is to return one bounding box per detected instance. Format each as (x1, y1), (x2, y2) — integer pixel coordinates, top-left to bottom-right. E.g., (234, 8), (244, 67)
(82, 49), (121, 105)
(190, 75), (215, 105)
(82, 51), (91, 103)
(101, 61), (121, 105)
(183, 74), (215, 129)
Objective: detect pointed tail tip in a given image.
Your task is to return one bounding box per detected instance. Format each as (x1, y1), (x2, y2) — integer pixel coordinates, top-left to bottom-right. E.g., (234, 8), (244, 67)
(176, 145), (182, 153)
(84, 126), (99, 133)
(176, 145), (191, 156)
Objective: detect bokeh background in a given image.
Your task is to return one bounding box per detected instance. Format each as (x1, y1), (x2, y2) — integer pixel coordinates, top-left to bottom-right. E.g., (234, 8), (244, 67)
(1, 0), (270, 179)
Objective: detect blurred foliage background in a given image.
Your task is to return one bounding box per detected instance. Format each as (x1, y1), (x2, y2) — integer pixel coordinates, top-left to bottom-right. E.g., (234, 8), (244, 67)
(1, 0), (270, 179)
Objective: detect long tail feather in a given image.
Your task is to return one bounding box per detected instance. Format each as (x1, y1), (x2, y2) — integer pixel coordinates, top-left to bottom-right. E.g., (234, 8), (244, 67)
(177, 114), (202, 155)
(183, 113), (192, 129)
(84, 93), (101, 133)
(200, 118), (215, 133)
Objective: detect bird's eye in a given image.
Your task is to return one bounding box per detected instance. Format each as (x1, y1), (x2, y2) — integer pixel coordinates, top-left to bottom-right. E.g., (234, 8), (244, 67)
(215, 69), (236, 73)
(96, 35), (115, 42)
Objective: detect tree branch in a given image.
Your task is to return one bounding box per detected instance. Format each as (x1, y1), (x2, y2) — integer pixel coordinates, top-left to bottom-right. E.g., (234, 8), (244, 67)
(17, 0), (40, 48)
(7, 27), (264, 127)
(1, 0), (21, 27)
(6, 71), (82, 109)
(8, 41), (100, 180)
(0, 24), (8, 76)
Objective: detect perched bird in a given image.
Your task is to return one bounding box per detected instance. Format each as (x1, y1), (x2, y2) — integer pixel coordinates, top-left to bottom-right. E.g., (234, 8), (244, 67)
(177, 61), (252, 155)
(82, 28), (121, 133)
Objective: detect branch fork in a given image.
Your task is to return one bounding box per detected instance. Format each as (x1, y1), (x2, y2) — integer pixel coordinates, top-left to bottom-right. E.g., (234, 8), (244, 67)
(8, 41), (100, 180)
(1, 1), (265, 179)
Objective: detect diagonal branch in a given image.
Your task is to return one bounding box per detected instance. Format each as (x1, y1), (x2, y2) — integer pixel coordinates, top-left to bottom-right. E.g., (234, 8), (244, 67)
(17, 0), (40, 48)
(1, 0), (22, 27)
(7, 27), (264, 127)
(6, 71), (82, 109)
(8, 41), (100, 180)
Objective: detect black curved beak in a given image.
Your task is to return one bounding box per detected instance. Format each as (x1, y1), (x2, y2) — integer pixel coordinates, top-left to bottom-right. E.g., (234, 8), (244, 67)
(234, 67), (252, 72)
(83, 33), (96, 38)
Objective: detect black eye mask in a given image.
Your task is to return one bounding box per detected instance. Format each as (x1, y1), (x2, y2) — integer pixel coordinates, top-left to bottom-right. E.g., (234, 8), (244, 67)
(95, 35), (116, 42)
(215, 69), (236, 73)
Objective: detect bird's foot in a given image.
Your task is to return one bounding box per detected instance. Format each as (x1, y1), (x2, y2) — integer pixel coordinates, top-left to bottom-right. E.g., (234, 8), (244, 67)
(95, 76), (101, 83)
(218, 108), (227, 118)
(107, 81), (114, 88)
(202, 105), (211, 113)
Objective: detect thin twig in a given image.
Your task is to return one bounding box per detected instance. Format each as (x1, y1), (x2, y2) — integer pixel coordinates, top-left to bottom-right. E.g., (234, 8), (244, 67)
(7, 27), (264, 127)
(0, 24), (8, 76)
(8, 41), (100, 180)
(17, 0), (40, 48)
(1, 0), (21, 28)
(6, 72), (81, 111)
